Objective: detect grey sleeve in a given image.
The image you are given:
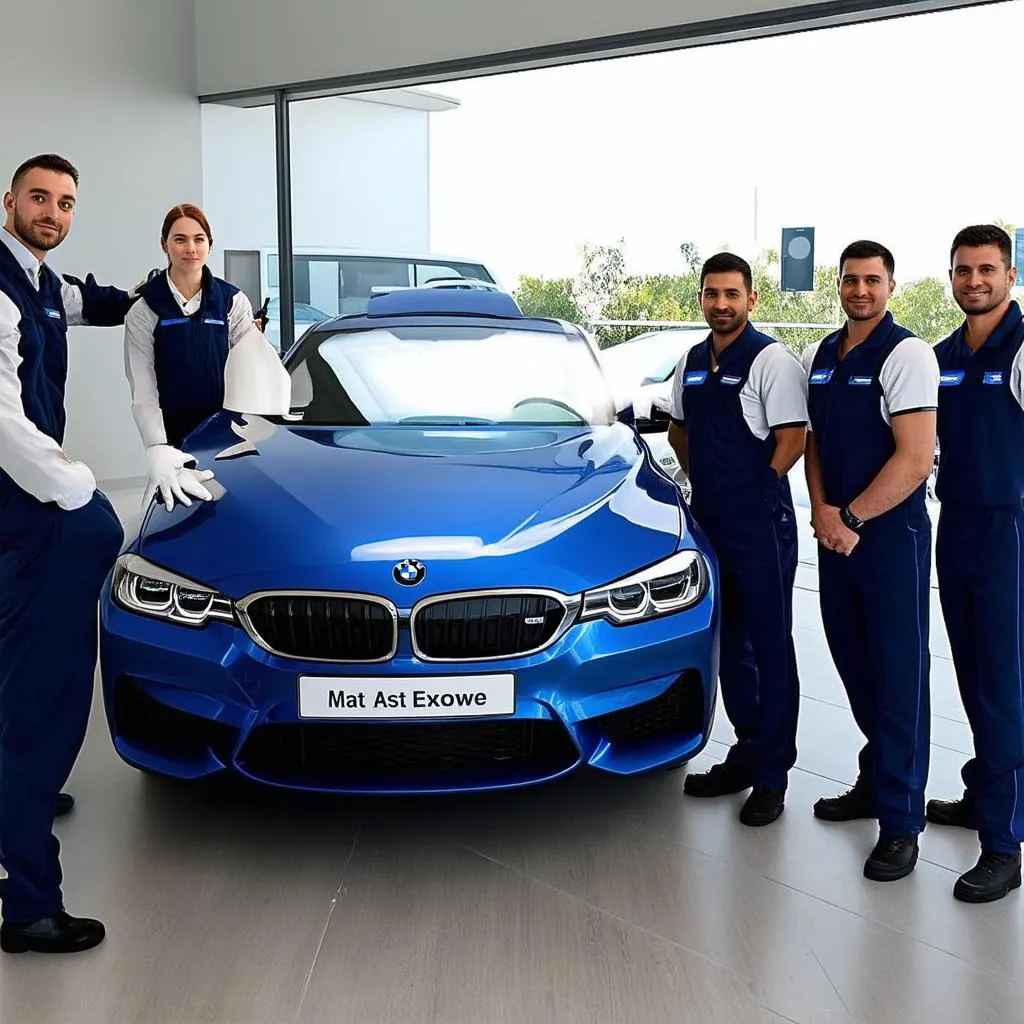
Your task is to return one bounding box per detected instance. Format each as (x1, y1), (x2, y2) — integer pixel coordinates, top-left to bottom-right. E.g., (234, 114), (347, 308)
(800, 341), (820, 378)
(668, 356), (686, 424)
(227, 291), (256, 348)
(879, 337), (939, 421)
(1012, 344), (1024, 414)
(123, 299), (167, 448)
(751, 344), (808, 429)
(800, 341), (822, 432)
(59, 279), (85, 326)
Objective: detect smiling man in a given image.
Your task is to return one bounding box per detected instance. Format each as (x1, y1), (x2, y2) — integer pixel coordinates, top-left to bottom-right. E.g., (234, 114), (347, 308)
(0, 154), (140, 954)
(803, 240), (938, 882)
(669, 252), (807, 827)
(926, 225), (1024, 904)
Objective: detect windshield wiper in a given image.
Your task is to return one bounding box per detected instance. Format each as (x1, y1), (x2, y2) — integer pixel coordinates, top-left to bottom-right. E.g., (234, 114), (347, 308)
(398, 416), (497, 426)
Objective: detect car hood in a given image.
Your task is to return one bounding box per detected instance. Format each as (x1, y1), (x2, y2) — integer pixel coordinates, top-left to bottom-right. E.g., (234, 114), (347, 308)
(138, 415), (684, 600)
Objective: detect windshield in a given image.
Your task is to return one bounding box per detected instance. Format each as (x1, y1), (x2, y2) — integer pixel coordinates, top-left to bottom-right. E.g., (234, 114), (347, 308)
(281, 324), (617, 427)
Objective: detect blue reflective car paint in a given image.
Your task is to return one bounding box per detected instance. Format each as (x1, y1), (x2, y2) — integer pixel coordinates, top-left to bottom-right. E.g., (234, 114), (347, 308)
(100, 577), (719, 793)
(137, 419), (682, 597)
(99, 303), (720, 794)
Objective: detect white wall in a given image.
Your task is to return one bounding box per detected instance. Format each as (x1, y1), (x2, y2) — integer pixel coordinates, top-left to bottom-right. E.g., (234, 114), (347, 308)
(194, 0), (980, 97)
(201, 95), (431, 267)
(0, 0), (202, 484)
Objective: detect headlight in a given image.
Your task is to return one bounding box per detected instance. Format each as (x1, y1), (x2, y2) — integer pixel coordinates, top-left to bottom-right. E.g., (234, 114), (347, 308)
(112, 554), (234, 627)
(580, 550), (708, 625)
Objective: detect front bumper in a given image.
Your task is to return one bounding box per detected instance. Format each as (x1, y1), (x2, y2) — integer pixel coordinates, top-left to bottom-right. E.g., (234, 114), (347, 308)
(99, 577), (719, 795)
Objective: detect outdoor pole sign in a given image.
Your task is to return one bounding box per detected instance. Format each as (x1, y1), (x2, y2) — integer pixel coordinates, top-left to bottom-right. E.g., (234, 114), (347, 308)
(781, 227), (815, 292)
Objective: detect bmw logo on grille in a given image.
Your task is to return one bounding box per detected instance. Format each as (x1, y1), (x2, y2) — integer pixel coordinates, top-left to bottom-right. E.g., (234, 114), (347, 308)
(393, 559), (426, 586)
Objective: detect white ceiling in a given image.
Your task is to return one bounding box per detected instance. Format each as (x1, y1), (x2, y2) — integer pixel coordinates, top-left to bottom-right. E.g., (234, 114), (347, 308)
(195, 0), (1003, 101)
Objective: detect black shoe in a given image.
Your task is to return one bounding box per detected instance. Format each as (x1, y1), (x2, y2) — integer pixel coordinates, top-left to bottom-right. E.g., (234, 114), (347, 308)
(813, 779), (876, 822)
(0, 912), (105, 954)
(55, 792), (75, 818)
(953, 852), (1022, 904)
(864, 834), (919, 882)
(926, 792), (976, 830)
(739, 787), (785, 827)
(683, 761), (752, 798)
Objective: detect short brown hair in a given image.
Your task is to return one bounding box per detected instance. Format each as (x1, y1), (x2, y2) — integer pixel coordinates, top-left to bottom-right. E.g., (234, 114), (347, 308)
(700, 252), (753, 293)
(839, 240), (895, 278)
(161, 203), (213, 245)
(949, 225), (1012, 269)
(11, 153), (79, 191)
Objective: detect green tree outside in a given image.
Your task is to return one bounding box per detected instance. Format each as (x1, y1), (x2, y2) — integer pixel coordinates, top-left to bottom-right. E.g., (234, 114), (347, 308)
(515, 238), (978, 352)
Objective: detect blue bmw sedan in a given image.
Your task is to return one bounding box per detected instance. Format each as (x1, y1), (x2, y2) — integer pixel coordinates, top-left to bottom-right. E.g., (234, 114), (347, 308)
(99, 289), (720, 794)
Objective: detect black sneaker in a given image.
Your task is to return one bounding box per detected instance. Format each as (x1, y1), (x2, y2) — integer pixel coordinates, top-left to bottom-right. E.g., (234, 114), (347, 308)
(683, 761), (752, 798)
(813, 779), (876, 822)
(926, 791), (976, 830)
(953, 852), (1022, 904)
(864, 834), (919, 882)
(739, 787), (785, 827)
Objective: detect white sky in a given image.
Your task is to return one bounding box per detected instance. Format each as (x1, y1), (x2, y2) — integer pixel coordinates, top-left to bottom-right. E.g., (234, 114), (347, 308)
(428, 0), (1024, 290)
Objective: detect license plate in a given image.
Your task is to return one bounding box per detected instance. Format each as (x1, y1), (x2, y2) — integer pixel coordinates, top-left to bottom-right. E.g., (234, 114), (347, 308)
(297, 674), (515, 720)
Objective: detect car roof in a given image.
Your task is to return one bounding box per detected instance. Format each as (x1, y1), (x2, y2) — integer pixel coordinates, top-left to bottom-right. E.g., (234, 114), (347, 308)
(308, 288), (577, 336)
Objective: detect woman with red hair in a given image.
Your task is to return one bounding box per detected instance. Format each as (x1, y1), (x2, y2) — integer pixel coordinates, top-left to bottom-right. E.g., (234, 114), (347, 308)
(125, 203), (273, 510)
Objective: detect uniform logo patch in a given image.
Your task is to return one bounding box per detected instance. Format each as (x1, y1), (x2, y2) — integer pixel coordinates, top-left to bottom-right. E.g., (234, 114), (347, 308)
(159, 317), (189, 327)
(684, 371), (708, 386)
(939, 371), (965, 386)
(983, 371), (1005, 385)
(848, 376), (874, 386)
(809, 369), (833, 384)
(43, 307), (62, 319)
(720, 375), (743, 386)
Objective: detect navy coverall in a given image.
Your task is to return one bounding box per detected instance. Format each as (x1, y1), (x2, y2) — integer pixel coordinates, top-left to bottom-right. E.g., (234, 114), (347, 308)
(676, 324), (804, 791)
(934, 300), (1024, 854)
(138, 267), (240, 448)
(807, 313), (935, 836)
(0, 241), (131, 923)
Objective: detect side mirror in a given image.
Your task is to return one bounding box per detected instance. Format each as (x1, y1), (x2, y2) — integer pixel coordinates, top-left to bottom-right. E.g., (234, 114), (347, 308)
(223, 327), (292, 416)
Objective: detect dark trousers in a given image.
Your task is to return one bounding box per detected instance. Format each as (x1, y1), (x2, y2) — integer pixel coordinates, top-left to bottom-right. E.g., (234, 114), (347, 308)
(818, 515), (931, 835)
(703, 506), (800, 791)
(0, 491), (123, 922)
(937, 504), (1024, 855)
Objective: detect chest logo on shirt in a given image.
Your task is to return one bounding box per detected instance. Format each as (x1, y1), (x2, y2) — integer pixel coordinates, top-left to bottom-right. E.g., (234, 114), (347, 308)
(159, 317), (190, 327)
(939, 371), (965, 386)
(719, 374), (743, 386)
(684, 371), (708, 386)
(809, 369), (833, 385)
(983, 371), (1005, 385)
(848, 376), (874, 386)
(43, 307), (62, 320)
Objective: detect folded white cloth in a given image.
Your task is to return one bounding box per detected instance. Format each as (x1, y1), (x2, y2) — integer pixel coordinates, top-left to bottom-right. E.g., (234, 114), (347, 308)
(223, 324), (292, 416)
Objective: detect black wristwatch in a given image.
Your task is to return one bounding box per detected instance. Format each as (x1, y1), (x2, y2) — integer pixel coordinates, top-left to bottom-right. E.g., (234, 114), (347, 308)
(840, 505), (864, 532)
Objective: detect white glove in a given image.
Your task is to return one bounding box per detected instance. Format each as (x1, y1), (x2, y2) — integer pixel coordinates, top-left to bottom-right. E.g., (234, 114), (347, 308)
(143, 444), (215, 512)
(54, 461), (97, 511)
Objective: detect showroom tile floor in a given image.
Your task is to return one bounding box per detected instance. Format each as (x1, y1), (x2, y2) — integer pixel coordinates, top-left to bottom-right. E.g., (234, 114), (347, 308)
(0, 485), (1019, 1024)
